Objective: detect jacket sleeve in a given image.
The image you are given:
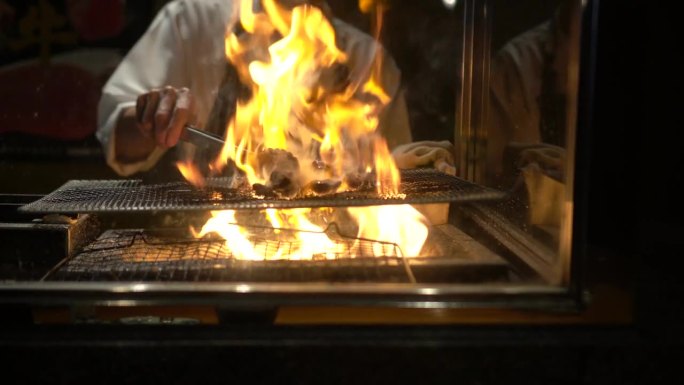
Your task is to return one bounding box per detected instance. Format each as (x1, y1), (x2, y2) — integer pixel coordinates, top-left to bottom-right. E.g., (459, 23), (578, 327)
(96, 1), (191, 176)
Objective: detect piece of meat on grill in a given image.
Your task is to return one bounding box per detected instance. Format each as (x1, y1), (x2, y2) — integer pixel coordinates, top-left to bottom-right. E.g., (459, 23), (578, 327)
(302, 179), (342, 196)
(344, 171), (375, 191)
(255, 149), (302, 199)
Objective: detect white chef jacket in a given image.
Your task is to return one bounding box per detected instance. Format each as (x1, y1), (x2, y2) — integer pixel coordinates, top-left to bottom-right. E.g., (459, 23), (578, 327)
(97, 0), (411, 176)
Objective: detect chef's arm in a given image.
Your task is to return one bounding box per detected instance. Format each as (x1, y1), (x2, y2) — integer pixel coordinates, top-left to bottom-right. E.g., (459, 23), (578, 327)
(96, 1), (192, 176)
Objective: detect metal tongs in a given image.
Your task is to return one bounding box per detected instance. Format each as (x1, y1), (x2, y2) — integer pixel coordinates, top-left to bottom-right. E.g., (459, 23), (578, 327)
(179, 125), (226, 152)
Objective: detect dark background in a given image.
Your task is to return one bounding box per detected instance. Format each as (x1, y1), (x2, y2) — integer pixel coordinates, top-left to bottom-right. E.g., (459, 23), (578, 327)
(1, 0), (681, 384)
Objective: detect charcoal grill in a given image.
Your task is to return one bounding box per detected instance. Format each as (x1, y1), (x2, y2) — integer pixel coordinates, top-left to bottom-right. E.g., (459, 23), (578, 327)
(10, 168), (510, 286)
(36, 221), (511, 284)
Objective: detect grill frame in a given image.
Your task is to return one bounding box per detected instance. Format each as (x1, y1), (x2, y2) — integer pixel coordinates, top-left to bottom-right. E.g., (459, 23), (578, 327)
(18, 169), (506, 214)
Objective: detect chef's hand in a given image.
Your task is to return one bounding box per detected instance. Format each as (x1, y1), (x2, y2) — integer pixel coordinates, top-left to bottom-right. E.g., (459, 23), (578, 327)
(392, 140), (457, 176)
(506, 142), (565, 181)
(135, 86), (196, 148)
(506, 143), (566, 227)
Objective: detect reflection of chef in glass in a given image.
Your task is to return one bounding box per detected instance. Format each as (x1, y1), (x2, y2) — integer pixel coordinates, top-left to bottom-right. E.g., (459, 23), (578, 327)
(97, 0), (455, 178)
(488, 0), (576, 228)
(487, 0), (575, 188)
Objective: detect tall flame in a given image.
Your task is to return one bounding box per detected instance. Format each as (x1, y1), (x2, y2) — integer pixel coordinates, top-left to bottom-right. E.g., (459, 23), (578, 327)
(214, 2), (399, 190)
(183, 1), (430, 260)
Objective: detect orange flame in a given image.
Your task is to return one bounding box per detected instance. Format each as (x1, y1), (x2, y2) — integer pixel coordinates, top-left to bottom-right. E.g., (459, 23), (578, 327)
(373, 136), (401, 196)
(193, 209), (343, 261)
(176, 161), (206, 188)
(348, 205), (429, 257)
(194, 206), (428, 260)
(216, 3), (398, 191)
(182, 2), (430, 260)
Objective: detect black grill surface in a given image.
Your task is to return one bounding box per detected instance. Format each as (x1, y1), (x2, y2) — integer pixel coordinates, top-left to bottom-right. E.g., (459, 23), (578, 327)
(19, 169), (505, 214)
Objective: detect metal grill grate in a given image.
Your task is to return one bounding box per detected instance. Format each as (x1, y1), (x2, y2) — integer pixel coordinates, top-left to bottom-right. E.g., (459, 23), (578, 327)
(19, 169), (505, 214)
(45, 230), (414, 283)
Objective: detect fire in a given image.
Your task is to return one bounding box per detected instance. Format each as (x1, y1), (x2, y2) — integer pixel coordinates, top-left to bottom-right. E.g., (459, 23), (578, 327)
(347, 205), (428, 258)
(182, 1), (430, 260)
(193, 210), (262, 260)
(176, 161), (206, 188)
(192, 209), (340, 261)
(263, 208), (339, 260)
(373, 137), (401, 196)
(193, 206), (428, 260)
(215, 1), (397, 189)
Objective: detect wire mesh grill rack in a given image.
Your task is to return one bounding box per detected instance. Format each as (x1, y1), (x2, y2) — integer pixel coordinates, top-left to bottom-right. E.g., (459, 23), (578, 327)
(45, 229), (415, 283)
(19, 169), (506, 214)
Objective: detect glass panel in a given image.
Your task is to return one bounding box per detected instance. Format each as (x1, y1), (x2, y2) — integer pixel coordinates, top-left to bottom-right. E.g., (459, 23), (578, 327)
(454, 0), (582, 284)
(0, 0), (587, 299)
